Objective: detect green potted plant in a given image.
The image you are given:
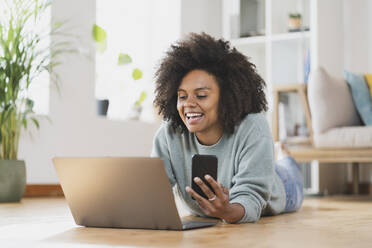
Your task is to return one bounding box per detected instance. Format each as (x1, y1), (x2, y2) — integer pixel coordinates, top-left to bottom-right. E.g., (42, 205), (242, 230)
(129, 90), (147, 120)
(0, 0), (72, 202)
(288, 12), (302, 31)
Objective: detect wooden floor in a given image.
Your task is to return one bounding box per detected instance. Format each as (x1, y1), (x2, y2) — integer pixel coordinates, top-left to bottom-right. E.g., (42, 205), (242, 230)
(1, 196), (372, 248)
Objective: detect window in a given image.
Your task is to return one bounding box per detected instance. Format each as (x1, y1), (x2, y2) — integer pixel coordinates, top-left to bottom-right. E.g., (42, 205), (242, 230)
(96, 0), (156, 122)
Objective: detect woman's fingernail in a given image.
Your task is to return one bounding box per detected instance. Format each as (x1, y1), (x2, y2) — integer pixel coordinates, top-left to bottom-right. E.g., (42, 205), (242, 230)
(205, 174), (211, 179)
(194, 177), (200, 182)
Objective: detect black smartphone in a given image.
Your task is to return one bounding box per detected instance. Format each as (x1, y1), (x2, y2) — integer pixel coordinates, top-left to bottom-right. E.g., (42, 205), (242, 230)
(191, 154), (218, 200)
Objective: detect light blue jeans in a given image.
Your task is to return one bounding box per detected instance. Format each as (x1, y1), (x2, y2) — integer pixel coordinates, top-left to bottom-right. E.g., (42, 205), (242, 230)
(275, 156), (304, 212)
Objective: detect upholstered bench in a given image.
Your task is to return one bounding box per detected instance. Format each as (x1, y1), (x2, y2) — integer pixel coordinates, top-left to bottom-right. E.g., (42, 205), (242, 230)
(272, 68), (372, 194)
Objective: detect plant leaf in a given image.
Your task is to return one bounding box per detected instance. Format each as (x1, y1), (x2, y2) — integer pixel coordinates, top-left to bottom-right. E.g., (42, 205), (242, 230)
(132, 68), (142, 80)
(26, 98), (34, 110)
(22, 119), (27, 128)
(31, 117), (40, 129)
(53, 21), (63, 28)
(92, 24), (107, 43)
(118, 53), (132, 65)
(95, 39), (107, 53)
(135, 91), (147, 106)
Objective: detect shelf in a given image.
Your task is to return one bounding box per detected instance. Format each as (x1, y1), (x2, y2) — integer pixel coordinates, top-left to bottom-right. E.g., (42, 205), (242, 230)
(284, 145), (372, 163)
(229, 31), (310, 47)
(283, 136), (311, 146)
(270, 31), (310, 42)
(273, 83), (307, 92)
(230, 36), (266, 46)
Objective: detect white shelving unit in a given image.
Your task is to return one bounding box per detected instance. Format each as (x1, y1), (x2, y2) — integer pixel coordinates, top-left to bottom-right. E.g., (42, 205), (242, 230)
(223, 0), (312, 156)
(223, 0), (312, 139)
(223, 0), (314, 191)
(223, 0), (310, 88)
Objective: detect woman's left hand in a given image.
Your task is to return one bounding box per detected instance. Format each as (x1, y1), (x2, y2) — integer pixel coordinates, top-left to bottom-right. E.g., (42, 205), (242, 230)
(186, 175), (242, 222)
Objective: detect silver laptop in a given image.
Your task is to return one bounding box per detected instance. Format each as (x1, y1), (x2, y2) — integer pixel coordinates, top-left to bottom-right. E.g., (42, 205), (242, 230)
(53, 157), (217, 230)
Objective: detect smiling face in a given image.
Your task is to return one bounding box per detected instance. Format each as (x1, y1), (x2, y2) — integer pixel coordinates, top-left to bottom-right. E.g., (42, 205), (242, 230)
(177, 69), (223, 145)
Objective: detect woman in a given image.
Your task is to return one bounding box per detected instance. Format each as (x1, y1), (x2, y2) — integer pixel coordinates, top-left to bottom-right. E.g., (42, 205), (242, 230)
(151, 33), (303, 223)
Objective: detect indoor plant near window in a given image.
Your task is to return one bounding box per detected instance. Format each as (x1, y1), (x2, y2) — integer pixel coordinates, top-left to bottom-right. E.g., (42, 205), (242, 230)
(0, 0), (72, 202)
(129, 90), (147, 120)
(93, 24), (145, 119)
(92, 24), (110, 116)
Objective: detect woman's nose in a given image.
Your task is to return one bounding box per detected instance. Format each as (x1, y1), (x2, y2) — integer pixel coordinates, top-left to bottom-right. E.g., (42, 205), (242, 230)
(184, 96), (197, 107)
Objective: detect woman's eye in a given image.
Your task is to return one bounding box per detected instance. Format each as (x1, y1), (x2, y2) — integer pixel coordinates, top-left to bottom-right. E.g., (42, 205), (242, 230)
(197, 95), (207, 99)
(178, 95), (186, 100)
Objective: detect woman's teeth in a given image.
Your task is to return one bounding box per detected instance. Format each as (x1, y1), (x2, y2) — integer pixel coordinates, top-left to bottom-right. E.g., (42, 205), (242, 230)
(186, 113), (203, 120)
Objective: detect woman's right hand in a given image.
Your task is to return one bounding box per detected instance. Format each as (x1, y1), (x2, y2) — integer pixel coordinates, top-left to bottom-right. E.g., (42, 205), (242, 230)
(186, 175), (244, 223)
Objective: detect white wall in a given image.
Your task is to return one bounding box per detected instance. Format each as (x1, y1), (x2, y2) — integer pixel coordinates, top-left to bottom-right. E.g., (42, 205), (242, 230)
(18, 0), (185, 183)
(311, 0), (344, 77)
(343, 0), (372, 73)
(181, 0), (222, 38)
(315, 0), (372, 75)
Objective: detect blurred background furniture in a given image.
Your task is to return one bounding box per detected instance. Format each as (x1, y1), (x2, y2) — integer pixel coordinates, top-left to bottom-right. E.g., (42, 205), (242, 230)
(272, 68), (372, 194)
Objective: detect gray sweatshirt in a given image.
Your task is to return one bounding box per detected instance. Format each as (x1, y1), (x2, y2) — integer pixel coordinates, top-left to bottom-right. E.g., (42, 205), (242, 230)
(151, 113), (286, 223)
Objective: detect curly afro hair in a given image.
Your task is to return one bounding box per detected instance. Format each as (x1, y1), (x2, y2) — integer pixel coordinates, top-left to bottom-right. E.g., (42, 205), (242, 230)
(154, 33), (267, 134)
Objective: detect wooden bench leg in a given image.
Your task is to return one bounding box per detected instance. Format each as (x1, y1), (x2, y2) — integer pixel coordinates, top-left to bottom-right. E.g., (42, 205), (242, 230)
(272, 91), (279, 142)
(352, 162), (359, 194)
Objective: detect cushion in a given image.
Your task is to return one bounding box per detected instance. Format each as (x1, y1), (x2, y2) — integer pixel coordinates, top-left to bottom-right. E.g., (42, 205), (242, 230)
(308, 67), (361, 134)
(365, 73), (372, 99)
(313, 126), (372, 148)
(344, 70), (372, 125)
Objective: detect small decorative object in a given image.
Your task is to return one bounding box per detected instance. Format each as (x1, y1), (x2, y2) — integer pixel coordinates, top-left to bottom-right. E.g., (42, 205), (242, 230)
(128, 104), (142, 121)
(239, 0), (265, 37)
(96, 99), (109, 116)
(129, 91), (147, 120)
(288, 13), (302, 31)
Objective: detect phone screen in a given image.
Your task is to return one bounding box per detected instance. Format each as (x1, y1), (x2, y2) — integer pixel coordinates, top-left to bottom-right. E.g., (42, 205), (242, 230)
(191, 154), (218, 200)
